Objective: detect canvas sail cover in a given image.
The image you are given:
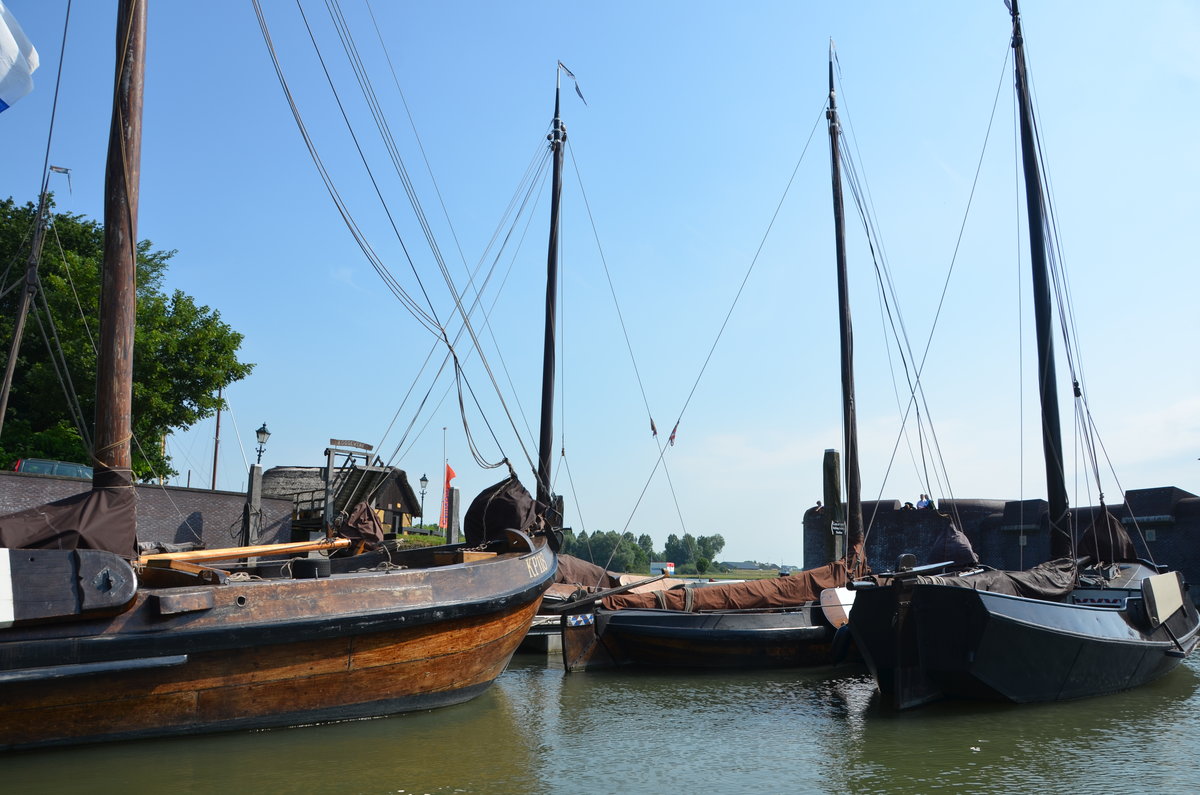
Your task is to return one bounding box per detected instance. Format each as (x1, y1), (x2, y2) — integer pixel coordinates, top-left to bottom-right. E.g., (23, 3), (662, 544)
(336, 501), (386, 549)
(602, 558), (853, 611)
(555, 553), (623, 589)
(1077, 508), (1136, 566)
(926, 519), (980, 567)
(464, 475), (536, 546)
(0, 467), (136, 557)
(916, 556), (1077, 600)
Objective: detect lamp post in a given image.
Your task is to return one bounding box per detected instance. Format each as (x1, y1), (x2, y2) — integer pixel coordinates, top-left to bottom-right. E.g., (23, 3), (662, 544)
(255, 422), (270, 465)
(419, 473), (428, 531)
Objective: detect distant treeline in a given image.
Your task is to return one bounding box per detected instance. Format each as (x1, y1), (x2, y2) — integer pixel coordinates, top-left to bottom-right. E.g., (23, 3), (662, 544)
(561, 530), (726, 575)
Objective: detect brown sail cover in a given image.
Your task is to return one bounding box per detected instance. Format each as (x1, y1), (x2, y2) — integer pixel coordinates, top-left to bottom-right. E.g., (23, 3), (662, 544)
(0, 467), (137, 558)
(464, 475), (536, 546)
(555, 554), (623, 589)
(337, 501), (386, 549)
(602, 558), (854, 611)
(1078, 509), (1137, 565)
(916, 556), (1077, 600)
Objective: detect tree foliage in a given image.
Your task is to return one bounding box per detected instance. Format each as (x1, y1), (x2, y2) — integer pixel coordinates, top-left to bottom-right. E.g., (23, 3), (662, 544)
(0, 197), (254, 480)
(662, 532), (725, 566)
(557, 527), (728, 575)
(560, 528), (650, 574)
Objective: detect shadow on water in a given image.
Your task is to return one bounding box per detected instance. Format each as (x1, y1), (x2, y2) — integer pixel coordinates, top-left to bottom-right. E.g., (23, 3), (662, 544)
(2, 655), (1198, 794)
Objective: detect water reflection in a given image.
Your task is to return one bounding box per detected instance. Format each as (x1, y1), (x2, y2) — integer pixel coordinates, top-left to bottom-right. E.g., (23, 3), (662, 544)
(1, 655), (1196, 794)
(829, 661), (1200, 794)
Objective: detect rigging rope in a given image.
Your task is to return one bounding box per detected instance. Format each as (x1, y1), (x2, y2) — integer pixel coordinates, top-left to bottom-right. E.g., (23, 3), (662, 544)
(833, 50), (1012, 542)
(565, 141), (690, 532)
(604, 104), (827, 542)
(253, 1), (564, 498)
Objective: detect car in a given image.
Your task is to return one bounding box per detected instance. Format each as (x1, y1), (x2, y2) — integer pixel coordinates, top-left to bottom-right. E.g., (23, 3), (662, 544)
(11, 458), (94, 479)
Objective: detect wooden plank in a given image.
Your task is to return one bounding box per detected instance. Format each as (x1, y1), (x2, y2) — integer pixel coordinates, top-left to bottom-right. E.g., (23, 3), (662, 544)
(351, 600), (538, 669)
(153, 590), (216, 615)
(0, 655), (188, 684)
(197, 620), (525, 723)
(139, 558), (229, 588)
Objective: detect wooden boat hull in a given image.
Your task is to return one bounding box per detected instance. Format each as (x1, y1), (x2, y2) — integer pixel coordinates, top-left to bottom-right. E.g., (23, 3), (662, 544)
(849, 577), (1200, 709)
(0, 538), (555, 750)
(563, 606), (834, 671)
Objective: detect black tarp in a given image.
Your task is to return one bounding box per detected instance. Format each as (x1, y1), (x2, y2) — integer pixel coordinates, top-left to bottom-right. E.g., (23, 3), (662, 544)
(464, 476), (536, 546)
(0, 466), (137, 558)
(1078, 508), (1137, 566)
(916, 556), (1077, 600)
(926, 518), (980, 567)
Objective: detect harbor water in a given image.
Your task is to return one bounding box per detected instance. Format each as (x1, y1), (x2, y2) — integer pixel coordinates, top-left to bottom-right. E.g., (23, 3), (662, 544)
(3, 653), (1198, 794)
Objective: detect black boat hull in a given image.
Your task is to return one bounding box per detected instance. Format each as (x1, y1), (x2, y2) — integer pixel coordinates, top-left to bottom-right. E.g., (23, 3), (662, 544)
(563, 606), (835, 671)
(850, 579), (1200, 709)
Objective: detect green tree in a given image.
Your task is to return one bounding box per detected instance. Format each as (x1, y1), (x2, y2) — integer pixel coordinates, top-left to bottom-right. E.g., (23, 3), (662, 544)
(562, 529), (649, 574)
(695, 557), (711, 574)
(697, 533), (725, 561)
(0, 197), (254, 480)
(663, 533), (683, 565)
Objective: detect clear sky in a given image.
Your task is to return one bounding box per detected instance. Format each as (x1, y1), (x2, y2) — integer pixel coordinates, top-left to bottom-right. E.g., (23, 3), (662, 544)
(2, 1), (1197, 566)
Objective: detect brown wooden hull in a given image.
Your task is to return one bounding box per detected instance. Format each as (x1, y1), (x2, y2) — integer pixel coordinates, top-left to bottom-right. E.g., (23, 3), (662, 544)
(0, 537), (555, 750)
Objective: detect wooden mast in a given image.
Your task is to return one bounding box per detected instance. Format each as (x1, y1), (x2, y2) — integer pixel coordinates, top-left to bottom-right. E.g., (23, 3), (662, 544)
(1010, 0), (1071, 558)
(94, 0), (145, 485)
(826, 45), (864, 559)
(536, 69), (565, 525)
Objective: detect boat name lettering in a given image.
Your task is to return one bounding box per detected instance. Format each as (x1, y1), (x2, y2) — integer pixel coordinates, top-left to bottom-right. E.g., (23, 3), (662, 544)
(526, 554), (548, 579)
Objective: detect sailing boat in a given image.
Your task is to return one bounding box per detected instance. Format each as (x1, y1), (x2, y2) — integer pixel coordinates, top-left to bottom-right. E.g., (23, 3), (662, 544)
(845, 0), (1200, 709)
(0, 1), (556, 750)
(559, 48), (868, 672)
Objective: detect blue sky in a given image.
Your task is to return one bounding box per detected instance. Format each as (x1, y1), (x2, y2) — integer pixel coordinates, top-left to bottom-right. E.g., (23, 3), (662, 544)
(2, 1), (1197, 566)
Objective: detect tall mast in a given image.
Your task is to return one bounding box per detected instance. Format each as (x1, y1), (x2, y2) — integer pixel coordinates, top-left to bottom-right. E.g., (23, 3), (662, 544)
(536, 69), (565, 523)
(826, 45), (863, 554)
(1010, 1), (1070, 558)
(94, 0), (145, 484)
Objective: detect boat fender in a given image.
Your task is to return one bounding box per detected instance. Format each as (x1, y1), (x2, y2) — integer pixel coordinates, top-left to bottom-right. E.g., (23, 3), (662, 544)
(831, 623), (852, 664)
(291, 557), (331, 579)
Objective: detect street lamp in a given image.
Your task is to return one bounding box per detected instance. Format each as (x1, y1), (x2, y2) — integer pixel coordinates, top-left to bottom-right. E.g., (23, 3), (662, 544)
(419, 473), (429, 531)
(255, 422), (270, 465)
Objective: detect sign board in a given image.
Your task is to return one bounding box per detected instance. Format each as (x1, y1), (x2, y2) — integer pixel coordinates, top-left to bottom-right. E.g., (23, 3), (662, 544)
(328, 439), (372, 452)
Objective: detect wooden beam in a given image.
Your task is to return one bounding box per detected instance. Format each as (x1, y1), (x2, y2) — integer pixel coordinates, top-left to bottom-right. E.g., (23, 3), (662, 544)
(138, 538), (351, 564)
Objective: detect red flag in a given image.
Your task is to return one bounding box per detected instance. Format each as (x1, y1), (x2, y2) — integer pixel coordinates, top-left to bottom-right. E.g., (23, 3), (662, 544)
(668, 421), (678, 446)
(650, 419), (658, 437)
(439, 463), (457, 529)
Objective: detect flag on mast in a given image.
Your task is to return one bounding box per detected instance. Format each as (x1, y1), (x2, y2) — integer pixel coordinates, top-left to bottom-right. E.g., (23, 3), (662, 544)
(0, 2), (39, 114)
(438, 463), (457, 529)
(557, 60), (587, 106)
